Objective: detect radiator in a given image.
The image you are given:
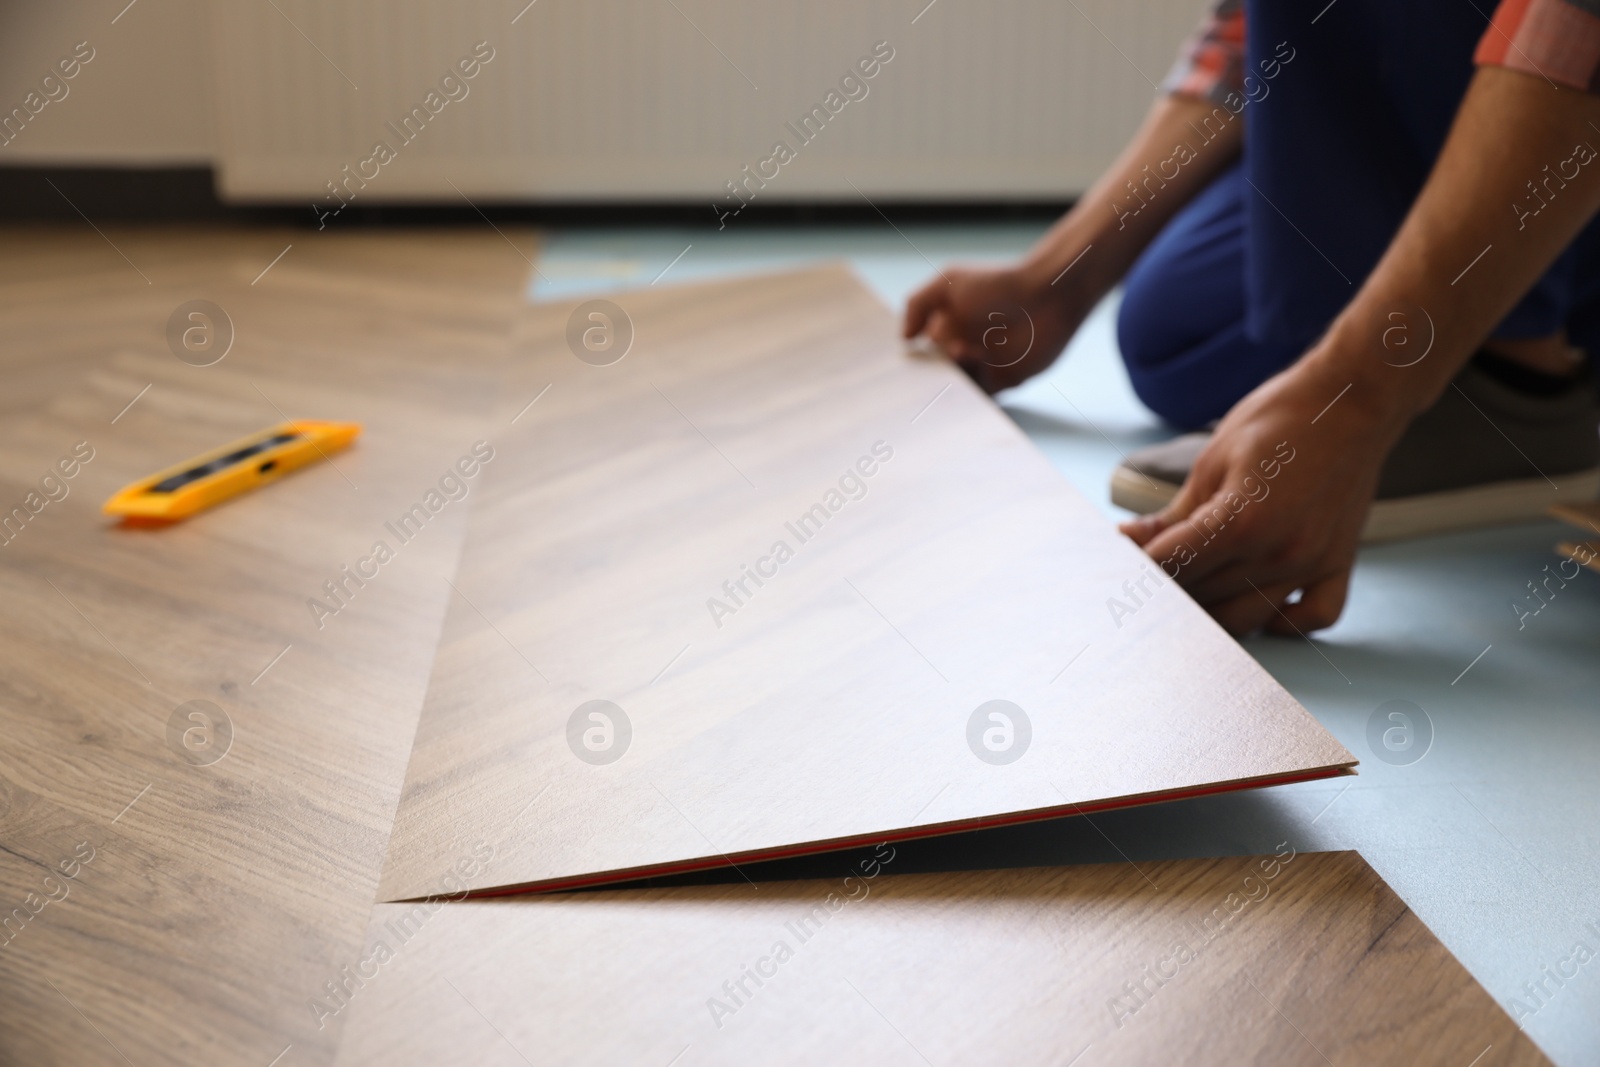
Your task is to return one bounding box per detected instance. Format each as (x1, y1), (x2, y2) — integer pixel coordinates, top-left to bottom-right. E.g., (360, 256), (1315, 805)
(212, 0), (1207, 204)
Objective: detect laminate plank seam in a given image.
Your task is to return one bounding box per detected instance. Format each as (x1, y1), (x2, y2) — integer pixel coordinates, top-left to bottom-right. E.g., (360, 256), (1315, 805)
(648, 781), (760, 892)
(443, 577), (549, 683)
(1049, 781), (1162, 893)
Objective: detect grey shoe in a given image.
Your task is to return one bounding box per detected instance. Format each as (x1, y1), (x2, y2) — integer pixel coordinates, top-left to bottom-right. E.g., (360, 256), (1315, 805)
(1110, 359), (1600, 542)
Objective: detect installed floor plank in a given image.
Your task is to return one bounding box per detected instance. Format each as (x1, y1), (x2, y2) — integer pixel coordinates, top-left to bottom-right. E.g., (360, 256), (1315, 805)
(338, 850), (1548, 1065)
(0, 228), (529, 1066)
(379, 265), (1354, 900)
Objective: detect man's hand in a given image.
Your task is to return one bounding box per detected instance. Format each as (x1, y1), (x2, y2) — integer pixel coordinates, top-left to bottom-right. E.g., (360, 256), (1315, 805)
(1125, 67), (1600, 636)
(1121, 357), (1406, 636)
(901, 94), (1246, 394)
(902, 264), (1086, 393)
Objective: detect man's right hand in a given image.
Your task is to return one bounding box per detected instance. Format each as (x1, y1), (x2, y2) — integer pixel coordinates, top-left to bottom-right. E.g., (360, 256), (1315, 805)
(901, 263), (1086, 393)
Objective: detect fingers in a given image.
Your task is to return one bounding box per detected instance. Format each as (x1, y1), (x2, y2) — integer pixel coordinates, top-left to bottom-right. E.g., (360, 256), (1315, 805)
(1121, 451), (1218, 551)
(1187, 558), (1300, 606)
(1139, 485), (1236, 588)
(924, 311), (1002, 393)
(902, 276), (951, 339)
(1119, 512), (1168, 546)
(1188, 567), (1349, 637)
(926, 310), (974, 363)
(1209, 580), (1300, 636)
(1153, 461), (1219, 533)
(1267, 569), (1350, 635)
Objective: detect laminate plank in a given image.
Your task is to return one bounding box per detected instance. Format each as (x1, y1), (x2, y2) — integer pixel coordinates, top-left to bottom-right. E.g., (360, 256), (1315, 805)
(337, 850), (1549, 1066)
(0, 228), (530, 1066)
(379, 265), (1356, 900)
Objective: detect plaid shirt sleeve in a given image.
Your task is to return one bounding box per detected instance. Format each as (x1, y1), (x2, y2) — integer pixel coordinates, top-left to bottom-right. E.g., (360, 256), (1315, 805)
(1477, 0), (1600, 92)
(1161, 0), (1246, 106)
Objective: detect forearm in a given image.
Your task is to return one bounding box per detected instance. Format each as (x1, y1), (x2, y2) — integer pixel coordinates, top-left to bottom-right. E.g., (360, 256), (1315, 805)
(1308, 66), (1600, 431)
(1019, 93), (1244, 300)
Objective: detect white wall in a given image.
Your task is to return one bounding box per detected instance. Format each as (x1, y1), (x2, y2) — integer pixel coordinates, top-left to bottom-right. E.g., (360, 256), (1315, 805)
(0, 0), (214, 164)
(211, 0), (1207, 202)
(0, 0), (1211, 201)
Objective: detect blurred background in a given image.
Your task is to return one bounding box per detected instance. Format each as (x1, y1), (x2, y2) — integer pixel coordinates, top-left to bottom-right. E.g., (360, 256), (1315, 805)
(0, 0), (1205, 218)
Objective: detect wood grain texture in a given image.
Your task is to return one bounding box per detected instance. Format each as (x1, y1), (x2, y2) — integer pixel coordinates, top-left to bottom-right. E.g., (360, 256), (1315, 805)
(0, 228), (531, 1066)
(337, 850), (1548, 1066)
(379, 265), (1356, 900)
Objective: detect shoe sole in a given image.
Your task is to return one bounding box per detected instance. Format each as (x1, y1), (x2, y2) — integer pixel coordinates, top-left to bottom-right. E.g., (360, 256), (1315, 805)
(1109, 465), (1600, 543)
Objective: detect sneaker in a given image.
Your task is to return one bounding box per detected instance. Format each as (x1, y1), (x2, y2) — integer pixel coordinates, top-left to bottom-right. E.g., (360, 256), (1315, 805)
(1109, 356), (1600, 542)
(1551, 500), (1600, 574)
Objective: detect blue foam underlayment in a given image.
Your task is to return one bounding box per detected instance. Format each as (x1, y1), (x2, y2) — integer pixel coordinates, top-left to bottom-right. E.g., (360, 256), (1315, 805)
(531, 225), (1600, 1065)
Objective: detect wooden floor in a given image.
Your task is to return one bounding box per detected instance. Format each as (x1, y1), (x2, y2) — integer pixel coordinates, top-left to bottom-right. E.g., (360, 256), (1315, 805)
(378, 264), (1352, 901)
(338, 850), (1548, 1066)
(0, 227), (532, 1066)
(0, 230), (1544, 1066)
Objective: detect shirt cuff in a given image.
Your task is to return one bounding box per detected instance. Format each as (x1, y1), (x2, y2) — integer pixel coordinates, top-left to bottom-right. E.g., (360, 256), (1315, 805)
(1476, 0), (1600, 93)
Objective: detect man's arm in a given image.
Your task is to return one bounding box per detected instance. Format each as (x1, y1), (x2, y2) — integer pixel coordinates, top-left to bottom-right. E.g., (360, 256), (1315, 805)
(904, 0), (1248, 390)
(903, 92), (1244, 392)
(1129, 66), (1600, 634)
(1014, 91), (1245, 310)
(1314, 66), (1600, 419)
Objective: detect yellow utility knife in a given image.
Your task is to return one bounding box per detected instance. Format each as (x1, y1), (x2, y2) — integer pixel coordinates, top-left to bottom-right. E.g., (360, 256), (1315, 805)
(104, 420), (361, 523)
